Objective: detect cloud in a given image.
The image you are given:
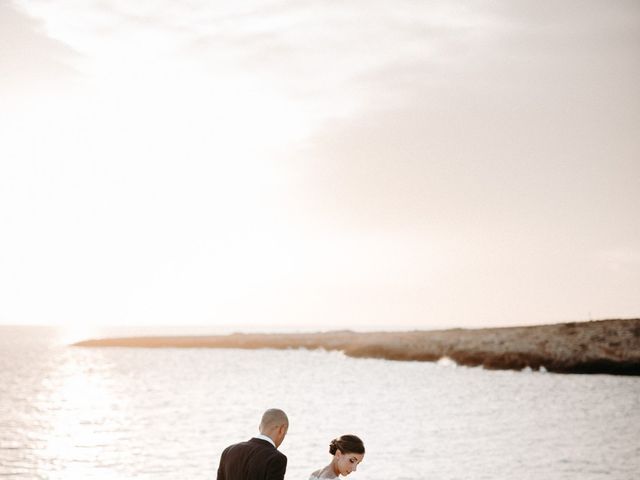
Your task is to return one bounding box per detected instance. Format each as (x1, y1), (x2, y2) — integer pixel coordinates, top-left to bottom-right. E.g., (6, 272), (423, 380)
(11, 1), (498, 117)
(2, 0), (639, 327)
(280, 0), (640, 236)
(0, 1), (80, 97)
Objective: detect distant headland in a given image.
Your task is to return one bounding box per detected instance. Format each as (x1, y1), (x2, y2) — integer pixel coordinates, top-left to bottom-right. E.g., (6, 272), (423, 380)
(74, 318), (640, 376)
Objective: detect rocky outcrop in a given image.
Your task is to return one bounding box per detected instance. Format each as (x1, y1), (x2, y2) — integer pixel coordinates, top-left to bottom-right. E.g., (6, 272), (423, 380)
(74, 318), (640, 375)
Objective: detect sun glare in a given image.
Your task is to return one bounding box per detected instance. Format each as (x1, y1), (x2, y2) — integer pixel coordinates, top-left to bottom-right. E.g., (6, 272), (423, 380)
(58, 324), (98, 345)
(35, 348), (125, 479)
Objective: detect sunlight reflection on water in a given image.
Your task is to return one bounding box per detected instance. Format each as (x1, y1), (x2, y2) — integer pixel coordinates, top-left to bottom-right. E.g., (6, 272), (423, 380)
(1, 327), (639, 480)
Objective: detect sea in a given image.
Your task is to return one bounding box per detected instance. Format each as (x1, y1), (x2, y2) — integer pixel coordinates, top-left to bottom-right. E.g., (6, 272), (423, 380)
(1, 326), (639, 480)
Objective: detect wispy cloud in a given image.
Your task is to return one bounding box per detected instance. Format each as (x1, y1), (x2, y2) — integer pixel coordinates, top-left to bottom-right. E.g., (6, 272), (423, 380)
(1, 0), (639, 327)
(11, 1), (499, 116)
(0, 1), (80, 96)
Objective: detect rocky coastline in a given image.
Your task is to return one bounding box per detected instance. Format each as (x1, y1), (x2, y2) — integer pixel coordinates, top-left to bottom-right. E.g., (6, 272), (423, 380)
(74, 318), (640, 375)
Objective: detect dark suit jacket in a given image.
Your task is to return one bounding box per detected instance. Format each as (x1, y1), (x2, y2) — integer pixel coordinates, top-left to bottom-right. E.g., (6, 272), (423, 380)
(217, 437), (287, 480)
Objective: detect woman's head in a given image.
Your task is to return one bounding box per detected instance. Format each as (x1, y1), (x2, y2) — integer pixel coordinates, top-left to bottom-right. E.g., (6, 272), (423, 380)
(330, 435), (365, 476)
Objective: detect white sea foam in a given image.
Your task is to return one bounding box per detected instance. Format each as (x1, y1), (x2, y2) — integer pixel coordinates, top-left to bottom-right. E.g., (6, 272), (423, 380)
(436, 356), (457, 367)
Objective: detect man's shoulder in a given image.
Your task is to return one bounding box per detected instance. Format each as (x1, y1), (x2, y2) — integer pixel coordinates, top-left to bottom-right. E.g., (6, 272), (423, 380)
(221, 440), (249, 456)
(225, 439), (253, 451)
(251, 439), (286, 460)
(247, 439), (287, 462)
(224, 438), (283, 455)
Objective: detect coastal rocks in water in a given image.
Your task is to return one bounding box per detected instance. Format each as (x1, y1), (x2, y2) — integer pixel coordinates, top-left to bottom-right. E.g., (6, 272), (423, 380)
(74, 318), (640, 376)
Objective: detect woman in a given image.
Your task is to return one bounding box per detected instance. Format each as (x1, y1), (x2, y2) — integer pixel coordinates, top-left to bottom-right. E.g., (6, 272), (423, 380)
(309, 435), (365, 479)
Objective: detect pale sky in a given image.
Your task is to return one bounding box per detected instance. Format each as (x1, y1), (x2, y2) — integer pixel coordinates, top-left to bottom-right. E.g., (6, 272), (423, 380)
(1, 0), (639, 331)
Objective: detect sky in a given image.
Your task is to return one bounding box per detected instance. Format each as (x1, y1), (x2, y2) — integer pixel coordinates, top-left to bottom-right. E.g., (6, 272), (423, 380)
(1, 0), (639, 332)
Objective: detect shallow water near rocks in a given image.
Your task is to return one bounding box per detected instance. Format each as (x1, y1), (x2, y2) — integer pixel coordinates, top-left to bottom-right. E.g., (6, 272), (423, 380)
(1, 326), (639, 480)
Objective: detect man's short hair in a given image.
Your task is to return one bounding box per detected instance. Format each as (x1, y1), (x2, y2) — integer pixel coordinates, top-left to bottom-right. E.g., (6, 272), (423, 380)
(260, 409), (288, 430)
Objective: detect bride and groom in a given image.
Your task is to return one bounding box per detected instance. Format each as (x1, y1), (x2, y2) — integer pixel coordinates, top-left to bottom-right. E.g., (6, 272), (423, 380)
(216, 409), (365, 480)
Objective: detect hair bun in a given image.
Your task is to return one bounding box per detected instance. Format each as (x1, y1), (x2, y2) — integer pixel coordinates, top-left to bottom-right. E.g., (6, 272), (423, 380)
(329, 439), (338, 455)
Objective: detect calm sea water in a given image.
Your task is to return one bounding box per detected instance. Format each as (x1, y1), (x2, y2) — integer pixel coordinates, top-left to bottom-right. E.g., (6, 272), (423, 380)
(1, 326), (639, 480)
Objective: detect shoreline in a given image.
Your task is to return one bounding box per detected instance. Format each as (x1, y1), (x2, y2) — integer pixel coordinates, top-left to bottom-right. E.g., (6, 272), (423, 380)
(74, 318), (640, 376)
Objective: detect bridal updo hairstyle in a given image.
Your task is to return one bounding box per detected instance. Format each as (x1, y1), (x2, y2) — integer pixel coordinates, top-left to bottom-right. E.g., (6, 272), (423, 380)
(329, 435), (365, 456)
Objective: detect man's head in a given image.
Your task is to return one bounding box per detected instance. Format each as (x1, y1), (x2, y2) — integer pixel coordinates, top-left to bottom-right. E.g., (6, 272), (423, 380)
(259, 408), (289, 448)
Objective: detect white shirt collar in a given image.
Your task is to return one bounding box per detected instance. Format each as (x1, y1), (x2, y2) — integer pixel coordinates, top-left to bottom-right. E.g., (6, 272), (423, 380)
(255, 433), (276, 448)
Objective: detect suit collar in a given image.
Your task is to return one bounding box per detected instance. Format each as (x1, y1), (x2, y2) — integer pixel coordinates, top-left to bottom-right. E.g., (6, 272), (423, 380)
(252, 435), (276, 448)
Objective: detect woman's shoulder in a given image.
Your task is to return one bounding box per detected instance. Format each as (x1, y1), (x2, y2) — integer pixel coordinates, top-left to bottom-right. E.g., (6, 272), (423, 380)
(309, 468), (334, 480)
(309, 468), (330, 480)
(308, 470), (322, 480)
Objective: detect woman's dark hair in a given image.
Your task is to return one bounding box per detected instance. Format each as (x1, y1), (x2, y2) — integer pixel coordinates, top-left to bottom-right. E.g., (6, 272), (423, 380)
(329, 435), (365, 455)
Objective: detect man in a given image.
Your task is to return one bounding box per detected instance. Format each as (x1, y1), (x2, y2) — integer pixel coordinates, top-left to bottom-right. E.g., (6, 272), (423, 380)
(217, 409), (289, 480)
